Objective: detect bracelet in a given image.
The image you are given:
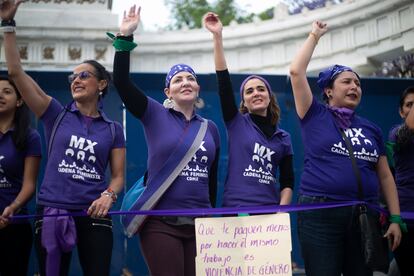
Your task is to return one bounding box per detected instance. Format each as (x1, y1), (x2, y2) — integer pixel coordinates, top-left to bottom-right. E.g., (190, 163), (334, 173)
(101, 188), (117, 203)
(0, 26), (15, 33)
(106, 32), (137, 52)
(1, 19), (16, 27)
(389, 214), (408, 233)
(309, 32), (319, 44)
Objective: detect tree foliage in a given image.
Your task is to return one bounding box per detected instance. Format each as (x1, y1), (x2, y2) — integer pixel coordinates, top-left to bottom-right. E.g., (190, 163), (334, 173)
(165, 0), (256, 29)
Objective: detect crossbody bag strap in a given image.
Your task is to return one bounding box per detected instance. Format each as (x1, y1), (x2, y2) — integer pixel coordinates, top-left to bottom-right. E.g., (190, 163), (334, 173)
(340, 130), (364, 200)
(124, 119), (209, 236)
(48, 108), (67, 158)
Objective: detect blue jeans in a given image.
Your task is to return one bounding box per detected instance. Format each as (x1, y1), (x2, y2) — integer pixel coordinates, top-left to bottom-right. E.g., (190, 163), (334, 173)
(297, 195), (373, 276)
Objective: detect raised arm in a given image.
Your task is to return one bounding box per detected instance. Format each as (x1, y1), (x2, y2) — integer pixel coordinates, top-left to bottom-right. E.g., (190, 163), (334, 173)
(289, 21), (327, 119)
(1, 0), (52, 118)
(203, 12), (238, 121)
(112, 5), (148, 119)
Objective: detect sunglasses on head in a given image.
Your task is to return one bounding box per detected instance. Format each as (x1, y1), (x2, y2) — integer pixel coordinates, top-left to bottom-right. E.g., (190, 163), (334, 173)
(68, 71), (96, 83)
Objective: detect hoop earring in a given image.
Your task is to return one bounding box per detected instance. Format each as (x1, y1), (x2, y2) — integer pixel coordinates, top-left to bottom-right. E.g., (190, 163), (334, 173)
(194, 97), (205, 109)
(163, 98), (175, 109)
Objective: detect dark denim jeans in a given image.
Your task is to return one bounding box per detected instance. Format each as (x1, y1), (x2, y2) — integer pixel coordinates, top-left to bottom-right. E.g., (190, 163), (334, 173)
(297, 195), (373, 276)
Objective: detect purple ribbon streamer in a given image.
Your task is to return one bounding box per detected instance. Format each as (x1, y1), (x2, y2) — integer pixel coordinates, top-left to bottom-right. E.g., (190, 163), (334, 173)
(11, 201), (414, 220)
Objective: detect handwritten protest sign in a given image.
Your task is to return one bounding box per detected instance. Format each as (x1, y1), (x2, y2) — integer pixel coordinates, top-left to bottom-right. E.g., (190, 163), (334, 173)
(195, 213), (292, 276)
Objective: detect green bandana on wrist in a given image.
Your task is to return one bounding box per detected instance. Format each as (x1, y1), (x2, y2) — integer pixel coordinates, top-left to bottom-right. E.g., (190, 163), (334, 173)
(106, 32), (137, 52)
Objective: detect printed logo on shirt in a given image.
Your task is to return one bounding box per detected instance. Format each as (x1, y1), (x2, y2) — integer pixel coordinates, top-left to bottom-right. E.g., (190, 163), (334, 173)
(57, 135), (102, 181)
(242, 142), (276, 185)
(331, 128), (379, 162)
(180, 141), (209, 182)
(0, 155), (11, 188)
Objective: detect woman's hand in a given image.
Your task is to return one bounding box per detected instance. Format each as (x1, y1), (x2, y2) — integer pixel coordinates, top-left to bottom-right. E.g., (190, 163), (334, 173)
(0, 204), (18, 229)
(120, 4), (141, 36)
(203, 12), (222, 36)
(87, 194), (113, 218)
(311, 20), (328, 41)
(384, 222), (402, 251)
(0, 0), (23, 21)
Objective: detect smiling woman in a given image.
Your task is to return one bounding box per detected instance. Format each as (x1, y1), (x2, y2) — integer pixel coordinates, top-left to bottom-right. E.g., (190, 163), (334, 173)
(111, 5), (220, 276)
(0, 75), (41, 276)
(204, 12), (294, 214)
(1, 1), (126, 275)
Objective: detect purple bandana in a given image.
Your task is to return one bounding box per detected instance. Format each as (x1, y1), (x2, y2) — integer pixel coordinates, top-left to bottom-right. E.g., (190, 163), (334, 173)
(317, 64), (360, 91)
(239, 75), (272, 100)
(327, 105), (355, 130)
(165, 64), (197, 88)
(41, 207), (77, 276)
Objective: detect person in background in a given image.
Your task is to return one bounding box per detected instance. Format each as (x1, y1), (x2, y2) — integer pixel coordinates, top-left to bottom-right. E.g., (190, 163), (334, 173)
(204, 12), (294, 209)
(387, 86), (414, 276)
(289, 20), (402, 276)
(1, 1), (126, 275)
(0, 75), (41, 276)
(112, 5), (220, 276)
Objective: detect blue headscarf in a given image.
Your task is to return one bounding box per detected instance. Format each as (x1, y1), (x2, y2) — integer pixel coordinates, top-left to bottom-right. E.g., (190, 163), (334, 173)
(165, 64), (197, 88)
(317, 64), (360, 91)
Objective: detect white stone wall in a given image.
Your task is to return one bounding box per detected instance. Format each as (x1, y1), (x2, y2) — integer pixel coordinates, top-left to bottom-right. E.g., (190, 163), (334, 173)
(132, 0), (414, 76)
(0, 0), (118, 71)
(1, 0), (413, 76)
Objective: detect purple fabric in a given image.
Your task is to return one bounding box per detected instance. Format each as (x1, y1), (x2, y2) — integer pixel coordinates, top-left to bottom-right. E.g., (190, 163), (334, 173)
(0, 128), (41, 212)
(317, 64), (360, 91)
(299, 97), (385, 201)
(38, 98), (125, 209)
(140, 98), (219, 210)
(388, 124), (414, 211)
(327, 105), (355, 130)
(239, 75), (272, 100)
(41, 207), (77, 276)
(165, 64), (197, 88)
(223, 112), (293, 207)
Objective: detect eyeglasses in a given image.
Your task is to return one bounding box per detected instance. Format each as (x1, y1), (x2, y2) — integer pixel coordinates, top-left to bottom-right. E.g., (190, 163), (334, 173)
(68, 71), (96, 83)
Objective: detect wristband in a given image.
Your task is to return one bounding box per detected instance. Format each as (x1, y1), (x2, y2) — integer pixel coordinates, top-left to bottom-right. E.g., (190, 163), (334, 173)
(389, 214), (408, 233)
(106, 32), (137, 52)
(101, 188), (117, 203)
(1, 19), (16, 27)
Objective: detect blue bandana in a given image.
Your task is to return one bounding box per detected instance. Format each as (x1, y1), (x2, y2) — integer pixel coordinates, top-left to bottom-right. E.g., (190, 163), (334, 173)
(239, 75), (272, 100)
(317, 64), (359, 91)
(165, 64), (197, 88)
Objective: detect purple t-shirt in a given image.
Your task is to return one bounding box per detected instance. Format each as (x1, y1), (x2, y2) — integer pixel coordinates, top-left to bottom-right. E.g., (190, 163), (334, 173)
(0, 128), (41, 212)
(222, 113), (293, 207)
(140, 97), (220, 210)
(38, 99), (125, 209)
(299, 97), (385, 201)
(389, 125), (414, 211)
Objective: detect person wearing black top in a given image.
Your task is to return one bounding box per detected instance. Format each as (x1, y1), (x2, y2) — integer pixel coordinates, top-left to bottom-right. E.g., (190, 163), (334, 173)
(204, 12), (294, 208)
(112, 5), (220, 276)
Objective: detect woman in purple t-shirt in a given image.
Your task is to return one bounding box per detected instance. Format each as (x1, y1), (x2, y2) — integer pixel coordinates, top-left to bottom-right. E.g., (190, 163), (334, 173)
(112, 5), (220, 276)
(0, 75), (41, 276)
(203, 13), (294, 208)
(289, 21), (402, 275)
(388, 86), (414, 276)
(1, 1), (126, 275)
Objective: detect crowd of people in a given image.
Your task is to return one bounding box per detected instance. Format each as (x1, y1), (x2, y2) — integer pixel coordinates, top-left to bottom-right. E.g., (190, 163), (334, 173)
(0, 1), (412, 276)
